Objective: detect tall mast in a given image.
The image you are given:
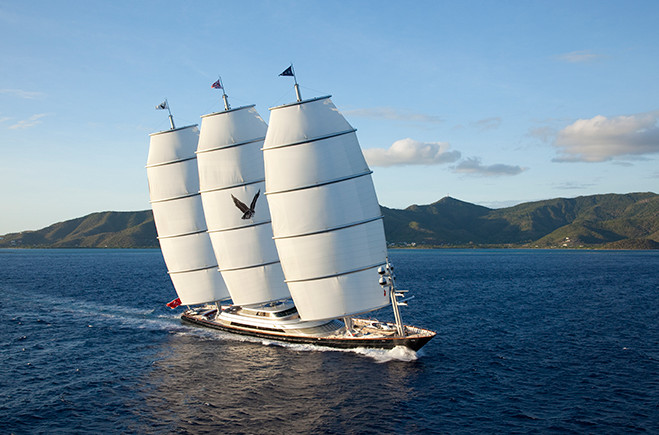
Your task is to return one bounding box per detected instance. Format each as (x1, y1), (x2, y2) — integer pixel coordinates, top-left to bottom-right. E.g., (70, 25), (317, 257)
(167, 102), (175, 129)
(293, 69), (302, 102)
(220, 77), (230, 111)
(279, 64), (302, 102)
(379, 260), (406, 336)
(212, 76), (230, 111)
(156, 98), (176, 129)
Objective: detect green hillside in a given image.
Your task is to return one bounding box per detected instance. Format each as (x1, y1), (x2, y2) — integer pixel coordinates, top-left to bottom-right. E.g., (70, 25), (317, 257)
(0, 211), (157, 248)
(1, 193), (657, 249)
(381, 192), (659, 248)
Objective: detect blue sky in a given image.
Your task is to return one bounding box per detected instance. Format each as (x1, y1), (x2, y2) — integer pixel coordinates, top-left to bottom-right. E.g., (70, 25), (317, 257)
(1, 0), (658, 234)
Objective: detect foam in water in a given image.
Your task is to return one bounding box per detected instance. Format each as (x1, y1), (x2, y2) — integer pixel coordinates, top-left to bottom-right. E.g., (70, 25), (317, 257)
(354, 345), (419, 362)
(230, 334), (419, 362)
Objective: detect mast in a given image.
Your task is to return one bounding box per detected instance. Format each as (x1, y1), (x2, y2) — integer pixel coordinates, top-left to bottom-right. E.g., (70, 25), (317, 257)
(212, 77), (231, 111)
(293, 76), (302, 102)
(378, 260), (406, 336)
(155, 99), (176, 129)
(263, 95), (389, 321)
(167, 106), (175, 129)
(279, 64), (302, 102)
(147, 117), (230, 305)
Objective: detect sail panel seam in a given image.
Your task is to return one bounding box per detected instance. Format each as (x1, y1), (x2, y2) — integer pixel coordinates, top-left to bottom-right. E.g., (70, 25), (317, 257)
(273, 215), (383, 240)
(265, 170), (372, 196)
(150, 192), (200, 204)
(199, 179), (265, 194)
(262, 128), (356, 151)
(196, 137), (265, 154)
(219, 260), (281, 273)
(285, 262), (386, 283)
(157, 229), (208, 240)
(284, 262), (386, 283)
(168, 264), (219, 275)
(146, 156), (196, 168)
(208, 220), (272, 233)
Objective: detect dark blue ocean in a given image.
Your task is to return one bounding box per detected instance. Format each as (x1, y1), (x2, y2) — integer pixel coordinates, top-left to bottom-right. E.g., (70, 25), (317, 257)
(1, 249), (657, 434)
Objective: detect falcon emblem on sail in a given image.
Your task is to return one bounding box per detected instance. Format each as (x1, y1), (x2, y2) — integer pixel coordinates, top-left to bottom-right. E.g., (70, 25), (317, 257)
(231, 190), (260, 219)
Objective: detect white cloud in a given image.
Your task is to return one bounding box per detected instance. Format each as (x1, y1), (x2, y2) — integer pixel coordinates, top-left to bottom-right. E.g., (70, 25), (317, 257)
(527, 125), (557, 142)
(9, 113), (49, 129)
(364, 138), (461, 167)
(344, 107), (443, 124)
(0, 89), (44, 99)
(556, 50), (604, 63)
(553, 181), (597, 190)
(553, 111), (659, 162)
(472, 117), (502, 131)
(453, 157), (526, 176)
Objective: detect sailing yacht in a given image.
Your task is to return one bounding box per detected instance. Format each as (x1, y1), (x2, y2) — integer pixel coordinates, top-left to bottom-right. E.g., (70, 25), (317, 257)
(147, 75), (435, 351)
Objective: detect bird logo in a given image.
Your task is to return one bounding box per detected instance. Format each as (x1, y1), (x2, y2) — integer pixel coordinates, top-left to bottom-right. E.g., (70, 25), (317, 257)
(231, 190), (260, 220)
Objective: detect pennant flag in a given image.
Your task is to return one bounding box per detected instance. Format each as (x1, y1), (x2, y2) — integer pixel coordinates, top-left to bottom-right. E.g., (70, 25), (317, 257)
(166, 297), (182, 309)
(155, 100), (168, 110)
(211, 79), (222, 89)
(279, 66), (294, 77)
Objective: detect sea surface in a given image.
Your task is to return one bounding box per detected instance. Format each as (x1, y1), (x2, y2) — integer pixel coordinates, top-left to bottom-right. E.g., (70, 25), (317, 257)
(1, 248), (657, 434)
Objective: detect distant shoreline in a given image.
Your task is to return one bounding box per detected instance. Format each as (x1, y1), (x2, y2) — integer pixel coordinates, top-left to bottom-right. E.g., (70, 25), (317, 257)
(1, 192), (657, 250)
(2, 245), (657, 251)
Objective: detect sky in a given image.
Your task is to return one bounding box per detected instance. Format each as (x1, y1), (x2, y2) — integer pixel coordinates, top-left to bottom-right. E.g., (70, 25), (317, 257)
(1, 0), (658, 234)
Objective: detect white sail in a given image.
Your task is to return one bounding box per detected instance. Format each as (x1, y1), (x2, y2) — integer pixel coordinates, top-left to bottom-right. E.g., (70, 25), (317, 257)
(197, 106), (290, 306)
(263, 96), (389, 321)
(147, 125), (230, 305)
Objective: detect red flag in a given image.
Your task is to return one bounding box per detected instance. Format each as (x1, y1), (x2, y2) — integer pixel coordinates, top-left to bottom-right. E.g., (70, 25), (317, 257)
(166, 297), (182, 309)
(211, 79), (222, 89)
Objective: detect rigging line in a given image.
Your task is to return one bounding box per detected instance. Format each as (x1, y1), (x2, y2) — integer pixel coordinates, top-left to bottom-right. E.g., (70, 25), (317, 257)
(298, 84), (329, 97)
(271, 87), (296, 108)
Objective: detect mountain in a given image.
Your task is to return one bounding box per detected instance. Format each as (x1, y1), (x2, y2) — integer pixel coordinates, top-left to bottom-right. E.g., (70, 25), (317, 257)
(1, 193), (657, 249)
(382, 192), (659, 248)
(0, 211), (157, 248)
